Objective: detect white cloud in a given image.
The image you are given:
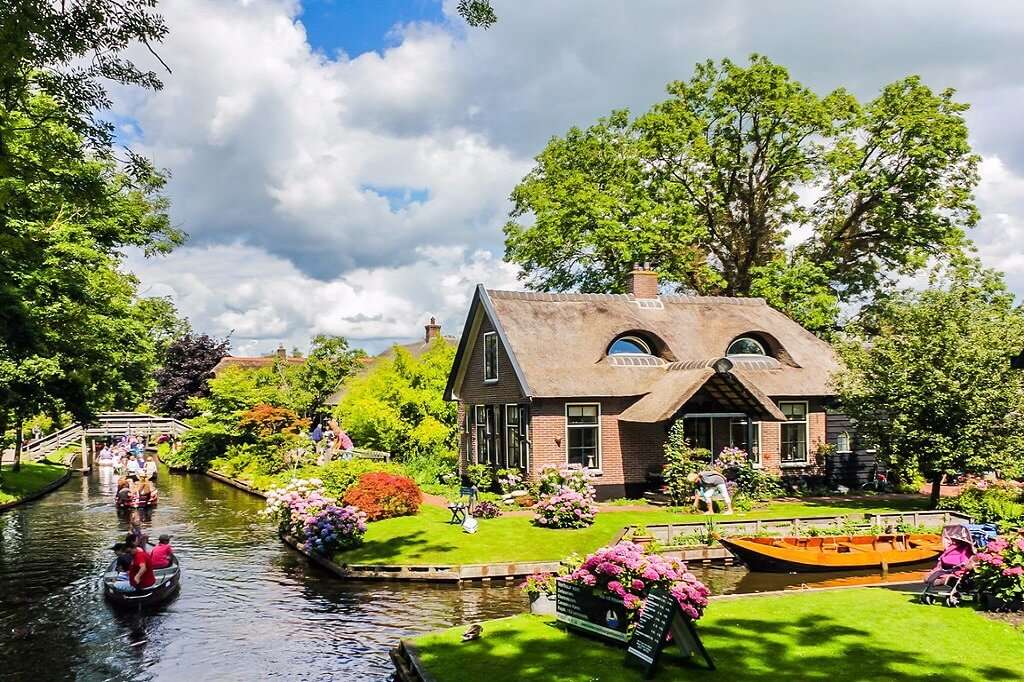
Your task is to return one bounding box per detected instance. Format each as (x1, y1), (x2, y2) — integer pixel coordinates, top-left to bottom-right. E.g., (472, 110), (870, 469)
(115, 0), (1024, 353)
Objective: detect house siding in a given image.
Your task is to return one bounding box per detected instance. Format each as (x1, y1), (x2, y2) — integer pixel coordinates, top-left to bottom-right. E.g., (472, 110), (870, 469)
(458, 317), (525, 405)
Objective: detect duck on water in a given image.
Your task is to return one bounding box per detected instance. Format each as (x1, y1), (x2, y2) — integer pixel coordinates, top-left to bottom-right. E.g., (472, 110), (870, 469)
(103, 533), (180, 609)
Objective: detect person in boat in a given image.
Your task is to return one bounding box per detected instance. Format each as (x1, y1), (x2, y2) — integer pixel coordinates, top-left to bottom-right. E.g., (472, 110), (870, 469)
(98, 444), (112, 461)
(150, 534), (174, 569)
(136, 479), (154, 507)
(126, 455), (142, 481)
(116, 481), (134, 507)
(687, 470), (735, 515)
(109, 543), (136, 592)
(126, 537), (156, 591)
(144, 456), (158, 480)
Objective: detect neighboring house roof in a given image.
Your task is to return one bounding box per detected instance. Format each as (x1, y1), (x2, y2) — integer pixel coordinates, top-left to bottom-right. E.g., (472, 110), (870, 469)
(445, 285), (842, 416)
(212, 355), (305, 375)
(324, 335), (457, 406)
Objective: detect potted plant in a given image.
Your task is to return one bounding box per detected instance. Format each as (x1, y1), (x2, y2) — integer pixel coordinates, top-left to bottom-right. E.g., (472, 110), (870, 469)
(628, 525), (656, 548)
(970, 536), (1024, 612)
(521, 572), (557, 615)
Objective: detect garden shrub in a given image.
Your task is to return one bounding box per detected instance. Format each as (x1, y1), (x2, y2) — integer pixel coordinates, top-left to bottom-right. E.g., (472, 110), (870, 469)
(731, 463), (784, 501)
(566, 543), (710, 621)
(533, 487), (597, 528)
(164, 419), (235, 470)
(262, 478), (333, 538)
(947, 481), (1024, 530)
(343, 471), (422, 521)
(302, 505), (367, 555)
(239, 404), (308, 437)
(402, 450), (459, 486)
(496, 468), (524, 494)
(969, 536), (1024, 605)
(312, 458), (405, 498)
(466, 463), (493, 491)
(535, 466), (563, 496)
(471, 500), (502, 519)
(662, 422), (713, 504)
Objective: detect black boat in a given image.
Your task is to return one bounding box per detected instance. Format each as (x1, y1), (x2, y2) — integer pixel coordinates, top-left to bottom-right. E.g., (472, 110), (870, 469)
(102, 554), (181, 608)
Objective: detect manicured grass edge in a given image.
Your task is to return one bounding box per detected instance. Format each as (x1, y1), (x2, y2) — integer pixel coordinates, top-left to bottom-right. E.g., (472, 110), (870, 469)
(0, 466), (72, 513)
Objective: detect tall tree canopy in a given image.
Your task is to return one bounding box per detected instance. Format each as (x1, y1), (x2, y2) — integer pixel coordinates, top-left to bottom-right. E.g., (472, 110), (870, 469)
(505, 56), (979, 333)
(836, 261), (1024, 507)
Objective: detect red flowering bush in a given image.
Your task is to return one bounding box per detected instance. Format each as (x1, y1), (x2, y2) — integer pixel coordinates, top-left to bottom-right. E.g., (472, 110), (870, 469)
(342, 472), (421, 521)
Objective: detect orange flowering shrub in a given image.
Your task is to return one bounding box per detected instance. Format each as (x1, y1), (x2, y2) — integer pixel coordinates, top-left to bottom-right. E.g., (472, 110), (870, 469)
(239, 404), (308, 437)
(343, 472), (421, 521)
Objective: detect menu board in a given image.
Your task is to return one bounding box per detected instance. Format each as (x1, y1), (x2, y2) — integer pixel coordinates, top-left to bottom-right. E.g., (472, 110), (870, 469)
(555, 580), (629, 643)
(625, 588), (716, 678)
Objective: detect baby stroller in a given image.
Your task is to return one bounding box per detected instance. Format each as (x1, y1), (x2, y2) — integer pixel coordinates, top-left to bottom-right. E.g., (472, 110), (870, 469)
(919, 525), (979, 607)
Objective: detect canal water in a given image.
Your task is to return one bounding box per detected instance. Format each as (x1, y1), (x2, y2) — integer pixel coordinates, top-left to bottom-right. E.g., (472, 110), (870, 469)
(0, 468), (920, 681)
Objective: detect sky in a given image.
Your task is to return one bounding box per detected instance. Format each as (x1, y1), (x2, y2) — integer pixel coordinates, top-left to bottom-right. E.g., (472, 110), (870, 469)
(117, 0), (1024, 355)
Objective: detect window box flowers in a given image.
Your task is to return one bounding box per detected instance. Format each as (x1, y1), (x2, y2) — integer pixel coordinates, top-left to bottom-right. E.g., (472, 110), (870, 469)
(566, 542), (711, 622)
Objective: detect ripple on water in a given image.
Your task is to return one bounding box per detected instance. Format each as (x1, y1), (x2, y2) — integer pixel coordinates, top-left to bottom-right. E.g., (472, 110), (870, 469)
(0, 470), (527, 682)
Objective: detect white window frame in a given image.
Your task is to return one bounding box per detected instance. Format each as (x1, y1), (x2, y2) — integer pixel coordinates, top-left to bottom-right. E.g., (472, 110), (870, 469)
(779, 401), (809, 466)
(474, 405), (489, 464)
(483, 331), (498, 383)
(727, 336), (767, 357)
(565, 402), (601, 471)
(608, 335), (652, 356)
(836, 431), (852, 454)
(729, 418), (762, 467)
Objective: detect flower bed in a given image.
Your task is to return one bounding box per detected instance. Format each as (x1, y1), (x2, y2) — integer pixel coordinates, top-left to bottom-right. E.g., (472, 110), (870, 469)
(263, 478), (367, 554)
(534, 487), (597, 528)
(971, 534), (1024, 611)
(566, 542), (710, 620)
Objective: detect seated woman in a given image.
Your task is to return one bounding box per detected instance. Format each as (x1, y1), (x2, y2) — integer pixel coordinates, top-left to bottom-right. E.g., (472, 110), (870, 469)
(115, 482), (133, 507)
(137, 480), (153, 506)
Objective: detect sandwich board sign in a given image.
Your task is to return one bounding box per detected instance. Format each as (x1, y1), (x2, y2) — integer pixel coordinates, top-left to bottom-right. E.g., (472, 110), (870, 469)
(555, 580), (629, 643)
(625, 587), (715, 678)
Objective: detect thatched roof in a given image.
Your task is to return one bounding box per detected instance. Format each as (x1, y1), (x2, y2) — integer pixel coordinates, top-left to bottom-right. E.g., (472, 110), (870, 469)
(447, 287), (841, 415)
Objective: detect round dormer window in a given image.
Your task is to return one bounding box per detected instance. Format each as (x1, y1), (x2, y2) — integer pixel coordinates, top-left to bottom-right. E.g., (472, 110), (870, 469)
(608, 335), (652, 356)
(727, 337), (767, 357)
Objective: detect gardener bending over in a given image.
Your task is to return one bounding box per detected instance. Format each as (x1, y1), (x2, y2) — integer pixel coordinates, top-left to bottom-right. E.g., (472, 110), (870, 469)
(686, 471), (734, 515)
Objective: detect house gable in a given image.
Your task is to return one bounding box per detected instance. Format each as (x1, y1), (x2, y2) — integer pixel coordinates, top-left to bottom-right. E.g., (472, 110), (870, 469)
(444, 285), (530, 403)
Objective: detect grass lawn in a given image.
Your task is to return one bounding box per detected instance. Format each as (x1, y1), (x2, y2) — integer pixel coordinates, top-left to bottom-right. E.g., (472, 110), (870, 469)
(0, 461), (68, 506)
(410, 588), (1022, 682)
(337, 497), (931, 566)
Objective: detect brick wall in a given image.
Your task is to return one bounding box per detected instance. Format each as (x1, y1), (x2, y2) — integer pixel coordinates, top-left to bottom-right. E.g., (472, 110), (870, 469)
(760, 399), (827, 475)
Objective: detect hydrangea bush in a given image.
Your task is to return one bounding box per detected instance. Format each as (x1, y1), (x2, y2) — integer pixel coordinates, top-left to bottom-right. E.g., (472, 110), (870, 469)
(496, 468), (524, 494)
(567, 542), (711, 621)
(970, 535), (1024, 606)
(534, 487), (597, 528)
(472, 500), (502, 519)
(262, 478), (333, 537)
(302, 504), (368, 555)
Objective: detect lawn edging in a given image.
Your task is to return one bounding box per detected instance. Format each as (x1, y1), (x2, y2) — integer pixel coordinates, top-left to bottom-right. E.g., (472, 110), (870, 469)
(0, 466), (72, 514)
(204, 468), (267, 498)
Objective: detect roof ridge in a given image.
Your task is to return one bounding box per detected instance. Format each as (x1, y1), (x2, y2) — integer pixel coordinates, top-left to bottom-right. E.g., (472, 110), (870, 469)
(486, 289), (766, 305)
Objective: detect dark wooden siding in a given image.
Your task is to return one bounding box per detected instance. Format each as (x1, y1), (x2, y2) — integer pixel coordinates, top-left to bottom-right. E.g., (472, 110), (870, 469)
(458, 316), (526, 404)
(825, 411), (876, 486)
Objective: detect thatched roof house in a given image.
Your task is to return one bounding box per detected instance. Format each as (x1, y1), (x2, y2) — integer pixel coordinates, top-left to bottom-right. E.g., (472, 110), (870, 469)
(445, 269), (864, 499)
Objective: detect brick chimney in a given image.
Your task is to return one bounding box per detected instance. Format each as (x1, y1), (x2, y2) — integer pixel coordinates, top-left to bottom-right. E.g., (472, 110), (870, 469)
(275, 344), (287, 360)
(628, 264), (659, 299)
(424, 316), (442, 343)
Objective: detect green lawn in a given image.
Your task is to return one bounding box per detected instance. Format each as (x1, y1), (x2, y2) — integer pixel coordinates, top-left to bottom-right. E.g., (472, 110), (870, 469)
(0, 461), (68, 505)
(411, 588), (1022, 682)
(336, 498), (930, 566)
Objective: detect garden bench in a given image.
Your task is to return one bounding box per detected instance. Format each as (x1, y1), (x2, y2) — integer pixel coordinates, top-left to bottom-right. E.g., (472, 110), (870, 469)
(448, 486), (478, 524)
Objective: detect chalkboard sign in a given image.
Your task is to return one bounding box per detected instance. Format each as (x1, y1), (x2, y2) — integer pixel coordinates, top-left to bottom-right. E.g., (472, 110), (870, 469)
(555, 580), (629, 643)
(625, 588), (715, 678)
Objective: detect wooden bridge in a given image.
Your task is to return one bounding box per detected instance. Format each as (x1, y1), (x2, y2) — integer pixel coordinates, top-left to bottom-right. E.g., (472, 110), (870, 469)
(3, 412), (190, 468)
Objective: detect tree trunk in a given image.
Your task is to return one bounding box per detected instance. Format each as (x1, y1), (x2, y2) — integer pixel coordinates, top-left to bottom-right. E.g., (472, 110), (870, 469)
(12, 418), (23, 473)
(928, 475), (943, 509)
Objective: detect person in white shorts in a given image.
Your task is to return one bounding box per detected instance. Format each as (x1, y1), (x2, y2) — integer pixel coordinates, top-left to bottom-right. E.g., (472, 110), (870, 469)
(686, 471), (734, 515)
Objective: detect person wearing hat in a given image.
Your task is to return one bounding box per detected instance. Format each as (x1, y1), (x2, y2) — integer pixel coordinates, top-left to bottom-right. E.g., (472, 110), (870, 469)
(150, 534), (175, 569)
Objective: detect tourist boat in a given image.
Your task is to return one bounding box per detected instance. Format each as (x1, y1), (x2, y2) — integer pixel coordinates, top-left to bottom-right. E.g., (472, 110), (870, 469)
(114, 490), (159, 509)
(718, 533), (943, 572)
(102, 554), (181, 608)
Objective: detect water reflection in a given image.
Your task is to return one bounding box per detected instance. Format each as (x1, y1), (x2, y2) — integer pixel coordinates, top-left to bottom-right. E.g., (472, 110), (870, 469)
(0, 468), (526, 681)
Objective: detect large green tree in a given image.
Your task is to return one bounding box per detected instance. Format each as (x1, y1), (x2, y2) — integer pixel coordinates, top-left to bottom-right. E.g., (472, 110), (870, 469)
(835, 261), (1024, 508)
(505, 56), (979, 333)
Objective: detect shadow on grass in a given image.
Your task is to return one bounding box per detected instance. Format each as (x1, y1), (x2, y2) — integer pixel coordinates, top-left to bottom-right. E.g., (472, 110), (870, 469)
(415, 610), (1018, 682)
(337, 531), (458, 565)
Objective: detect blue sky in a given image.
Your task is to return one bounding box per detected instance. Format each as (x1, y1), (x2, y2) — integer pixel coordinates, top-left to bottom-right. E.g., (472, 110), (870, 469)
(300, 0), (445, 57)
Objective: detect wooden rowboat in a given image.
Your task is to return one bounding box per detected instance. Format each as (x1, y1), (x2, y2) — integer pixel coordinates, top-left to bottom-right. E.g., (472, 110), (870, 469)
(102, 554), (181, 608)
(719, 533), (943, 572)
